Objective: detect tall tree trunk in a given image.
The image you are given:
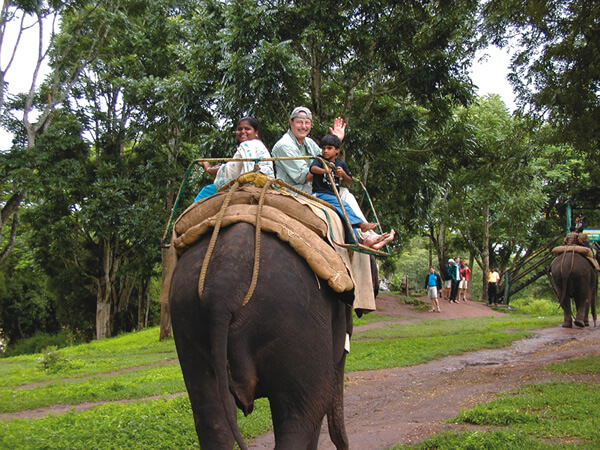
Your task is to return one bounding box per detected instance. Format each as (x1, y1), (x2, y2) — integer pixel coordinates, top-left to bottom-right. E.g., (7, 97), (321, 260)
(96, 239), (116, 339)
(159, 235), (172, 340)
(137, 281), (144, 331)
(96, 284), (112, 340)
(159, 300), (172, 340)
(482, 203), (490, 302)
(429, 221), (447, 272)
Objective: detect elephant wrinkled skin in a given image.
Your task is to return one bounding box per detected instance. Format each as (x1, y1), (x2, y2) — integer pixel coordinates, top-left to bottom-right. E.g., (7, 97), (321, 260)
(169, 222), (353, 449)
(551, 251), (598, 328)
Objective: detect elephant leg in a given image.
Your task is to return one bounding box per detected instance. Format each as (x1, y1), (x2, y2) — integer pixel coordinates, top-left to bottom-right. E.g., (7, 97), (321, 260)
(173, 333), (235, 449)
(307, 421), (323, 450)
(562, 298), (573, 328)
(573, 290), (589, 328)
(574, 298), (586, 328)
(584, 302), (590, 326)
(272, 419), (321, 450)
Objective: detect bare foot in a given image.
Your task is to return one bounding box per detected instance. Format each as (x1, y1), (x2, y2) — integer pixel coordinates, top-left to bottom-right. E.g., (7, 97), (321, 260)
(371, 229), (395, 250)
(361, 232), (390, 247)
(359, 222), (378, 232)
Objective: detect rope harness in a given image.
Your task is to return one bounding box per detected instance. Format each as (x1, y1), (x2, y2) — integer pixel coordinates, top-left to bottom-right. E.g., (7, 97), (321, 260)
(197, 172), (273, 306)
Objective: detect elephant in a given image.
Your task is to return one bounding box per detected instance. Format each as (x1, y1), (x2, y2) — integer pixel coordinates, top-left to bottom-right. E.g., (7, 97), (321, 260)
(551, 251), (598, 328)
(169, 222), (353, 449)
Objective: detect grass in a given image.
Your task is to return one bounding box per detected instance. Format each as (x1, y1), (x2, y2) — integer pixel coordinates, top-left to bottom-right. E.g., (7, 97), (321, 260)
(447, 381), (600, 446)
(0, 328), (177, 390)
(0, 364), (186, 413)
(0, 396), (272, 449)
(0, 304), (578, 449)
(347, 315), (560, 371)
(394, 357), (600, 448)
(353, 313), (404, 327)
(546, 354), (600, 374)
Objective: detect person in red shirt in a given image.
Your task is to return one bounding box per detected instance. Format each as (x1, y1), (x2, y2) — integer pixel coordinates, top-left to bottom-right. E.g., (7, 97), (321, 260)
(458, 262), (471, 302)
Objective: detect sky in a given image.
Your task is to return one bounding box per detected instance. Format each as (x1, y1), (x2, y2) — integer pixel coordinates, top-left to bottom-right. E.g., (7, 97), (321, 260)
(470, 45), (517, 112)
(1, 25), (518, 148)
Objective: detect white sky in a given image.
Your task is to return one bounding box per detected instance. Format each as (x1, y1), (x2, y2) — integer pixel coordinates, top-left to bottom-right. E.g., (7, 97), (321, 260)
(469, 45), (517, 112)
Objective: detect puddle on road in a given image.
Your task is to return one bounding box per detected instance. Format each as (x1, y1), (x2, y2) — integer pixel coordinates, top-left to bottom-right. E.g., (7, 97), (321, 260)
(452, 326), (598, 368)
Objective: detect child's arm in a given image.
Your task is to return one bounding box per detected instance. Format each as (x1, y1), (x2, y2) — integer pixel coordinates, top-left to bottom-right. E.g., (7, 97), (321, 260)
(310, 164), (329, 175)
(334, 165), (352, 185)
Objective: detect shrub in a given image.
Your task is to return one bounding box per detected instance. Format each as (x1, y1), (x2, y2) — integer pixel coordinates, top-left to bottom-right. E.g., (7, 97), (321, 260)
(509, 297), (560, 316)
(2, 330), (76, 357)
(37, 346), (73, 373)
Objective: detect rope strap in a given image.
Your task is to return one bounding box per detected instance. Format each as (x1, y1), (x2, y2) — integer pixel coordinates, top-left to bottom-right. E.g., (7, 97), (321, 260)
(197, 179), (240, 299)
(197, 173), (273, 308)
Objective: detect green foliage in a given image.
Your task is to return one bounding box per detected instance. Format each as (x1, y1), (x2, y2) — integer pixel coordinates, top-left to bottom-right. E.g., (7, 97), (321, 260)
(388, 237), (430, 291)
(3, 332), (69, 358)
(483, 0), (600, 155)
(37, 346), (82, 374)
(0, 0), (594, 349)
(0, 241), (59, 345)
(509, 297), (561, 317)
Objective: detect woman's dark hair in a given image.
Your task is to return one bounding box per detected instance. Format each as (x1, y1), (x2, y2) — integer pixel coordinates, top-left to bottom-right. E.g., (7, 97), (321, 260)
(320, 134), (341, 149)
(237, 116), (259, 131)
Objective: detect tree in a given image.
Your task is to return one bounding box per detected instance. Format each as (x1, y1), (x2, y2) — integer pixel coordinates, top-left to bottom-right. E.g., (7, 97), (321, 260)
(0, 0), (124, 267)
(482, 0), (600, 156)
(445, 96), (545, 298)
(215, 1), (482, 236)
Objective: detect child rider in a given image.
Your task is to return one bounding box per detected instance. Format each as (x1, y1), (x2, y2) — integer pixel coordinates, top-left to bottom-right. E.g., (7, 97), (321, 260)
(310, 134), (394, 250)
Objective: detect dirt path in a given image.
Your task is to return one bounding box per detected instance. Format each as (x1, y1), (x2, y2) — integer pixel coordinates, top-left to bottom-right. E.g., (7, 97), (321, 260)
(248, 293), (600, 449)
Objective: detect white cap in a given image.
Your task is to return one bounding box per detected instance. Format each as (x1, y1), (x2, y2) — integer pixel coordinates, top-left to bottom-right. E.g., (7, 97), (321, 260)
(289, 106), (312, 121)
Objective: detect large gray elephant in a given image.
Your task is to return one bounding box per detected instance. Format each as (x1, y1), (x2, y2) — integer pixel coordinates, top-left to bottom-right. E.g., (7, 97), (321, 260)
(551, 251), (598, 328)
(169, 222), (353, 449)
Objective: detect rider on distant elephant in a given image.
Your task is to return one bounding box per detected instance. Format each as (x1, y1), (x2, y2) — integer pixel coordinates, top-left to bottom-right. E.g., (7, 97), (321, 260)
(564, 226), (584, 246)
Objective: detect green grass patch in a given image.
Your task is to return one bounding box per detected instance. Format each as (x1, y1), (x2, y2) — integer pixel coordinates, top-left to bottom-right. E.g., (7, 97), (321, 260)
(346, 315), (560, 371)
(0, 327), (177, 390)
(0, 363), (185, 413)
(393, 430), (546, 449)
(353, 313), (404, 327)
(396, 381), (600, 448)
(546, 354), (600, 374)
(447, 381), (600, 445)
(0, 307), (567, 448)
(0, 395), (272, 449)
(509, 297), (561, 316)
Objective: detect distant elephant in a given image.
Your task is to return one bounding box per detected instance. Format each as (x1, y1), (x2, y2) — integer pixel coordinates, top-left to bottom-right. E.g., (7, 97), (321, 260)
(169, 222), (353, 449)
(551, 251), (598, 328)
